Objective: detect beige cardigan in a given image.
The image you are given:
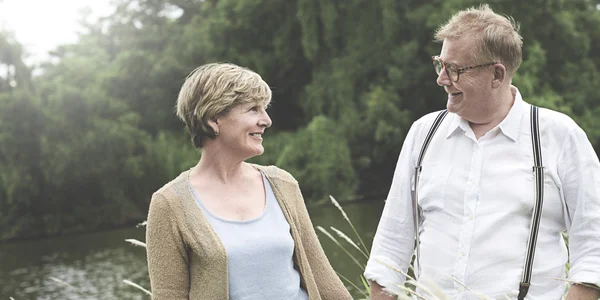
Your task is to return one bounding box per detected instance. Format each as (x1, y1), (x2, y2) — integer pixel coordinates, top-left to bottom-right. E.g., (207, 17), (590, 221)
(146, 164), (352, 300)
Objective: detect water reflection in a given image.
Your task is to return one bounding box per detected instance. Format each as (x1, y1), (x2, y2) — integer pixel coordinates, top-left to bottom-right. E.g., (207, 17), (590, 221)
(0, 200), (384, 299)
(1, 227), (149, 300)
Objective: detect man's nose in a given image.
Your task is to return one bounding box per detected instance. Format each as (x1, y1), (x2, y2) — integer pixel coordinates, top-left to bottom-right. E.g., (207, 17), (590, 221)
(436, 67), (452, 87)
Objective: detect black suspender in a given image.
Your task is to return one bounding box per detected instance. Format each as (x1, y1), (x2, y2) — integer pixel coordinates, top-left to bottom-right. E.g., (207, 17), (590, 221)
(518, 105), (544, 300)
(412, 109), (449, 277)
(412, 106), (543, 300)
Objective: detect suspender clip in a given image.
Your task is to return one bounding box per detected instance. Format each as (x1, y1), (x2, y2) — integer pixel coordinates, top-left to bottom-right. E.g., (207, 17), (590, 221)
(517, 282), (530, 300)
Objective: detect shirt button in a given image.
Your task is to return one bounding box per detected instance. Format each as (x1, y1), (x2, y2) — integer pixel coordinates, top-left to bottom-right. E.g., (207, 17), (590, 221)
(458, 286), (465, 293)
(468, 215), (473, 220)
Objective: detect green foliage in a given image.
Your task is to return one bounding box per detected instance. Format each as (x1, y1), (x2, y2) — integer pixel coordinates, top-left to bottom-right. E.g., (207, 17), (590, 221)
(2, 0), (600, 239)
(0, 90), (45, 239)
(277, 116), (358, 202)
(141, 131), (199, 186)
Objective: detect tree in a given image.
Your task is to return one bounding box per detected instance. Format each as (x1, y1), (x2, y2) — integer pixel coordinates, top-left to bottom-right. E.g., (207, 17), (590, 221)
(0, 31), (32, 92)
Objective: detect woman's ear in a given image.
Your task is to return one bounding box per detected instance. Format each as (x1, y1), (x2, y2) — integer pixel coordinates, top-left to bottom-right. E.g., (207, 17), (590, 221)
(208, 118), (219, 135)
(492, 64), (506, 88)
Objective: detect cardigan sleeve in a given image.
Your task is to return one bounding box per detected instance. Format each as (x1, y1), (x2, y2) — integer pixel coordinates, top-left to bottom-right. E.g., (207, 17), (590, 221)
(292, 183), (353, 300)
(146, 192), (191, 300)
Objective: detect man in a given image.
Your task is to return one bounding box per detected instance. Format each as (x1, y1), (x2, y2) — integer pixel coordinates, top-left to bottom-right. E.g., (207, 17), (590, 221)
(365, 4), (600, 300)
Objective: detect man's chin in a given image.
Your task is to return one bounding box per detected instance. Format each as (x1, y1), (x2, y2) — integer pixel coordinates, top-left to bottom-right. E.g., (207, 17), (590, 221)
(446, 100), (459, 113)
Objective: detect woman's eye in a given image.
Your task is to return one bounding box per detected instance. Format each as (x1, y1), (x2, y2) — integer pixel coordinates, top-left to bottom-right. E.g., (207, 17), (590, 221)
(250, 106), (258, 112)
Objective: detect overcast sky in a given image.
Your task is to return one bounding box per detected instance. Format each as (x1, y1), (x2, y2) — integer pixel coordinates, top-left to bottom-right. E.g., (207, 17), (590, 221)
(0, 0), (114, 63)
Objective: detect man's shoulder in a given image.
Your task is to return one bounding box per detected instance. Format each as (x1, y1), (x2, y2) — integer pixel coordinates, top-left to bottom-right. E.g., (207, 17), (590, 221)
(406, 109), (452, 140)
(412, 109), (449, 130)
(415, 109), (448, 124)
(538, 106), (581, 135)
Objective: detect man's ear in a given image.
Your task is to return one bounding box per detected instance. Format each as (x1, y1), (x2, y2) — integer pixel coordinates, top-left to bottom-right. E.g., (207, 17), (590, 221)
(492, 64), (506, 88)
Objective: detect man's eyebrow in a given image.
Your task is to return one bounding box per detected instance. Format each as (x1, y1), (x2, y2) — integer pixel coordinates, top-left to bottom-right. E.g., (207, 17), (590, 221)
(445, 59), (460, 66)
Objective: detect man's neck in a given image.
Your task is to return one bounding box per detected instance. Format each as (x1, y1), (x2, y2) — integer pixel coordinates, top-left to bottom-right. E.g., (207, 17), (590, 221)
(469, 86), (516, 139)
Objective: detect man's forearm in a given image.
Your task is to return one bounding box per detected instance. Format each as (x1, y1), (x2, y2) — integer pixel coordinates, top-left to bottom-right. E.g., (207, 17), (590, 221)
(369, 280), (397, 300)
(566, 283), (600, 300)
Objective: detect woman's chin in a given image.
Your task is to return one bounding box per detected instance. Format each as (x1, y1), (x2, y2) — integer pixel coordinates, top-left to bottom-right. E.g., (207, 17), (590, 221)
(242, 147), (264, 160)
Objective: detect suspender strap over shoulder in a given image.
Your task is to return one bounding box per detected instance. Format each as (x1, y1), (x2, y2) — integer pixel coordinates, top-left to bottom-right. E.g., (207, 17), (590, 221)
(412, 106), (544, 300)
(518, 105), (544, 300)
(412, 109), (448, 277)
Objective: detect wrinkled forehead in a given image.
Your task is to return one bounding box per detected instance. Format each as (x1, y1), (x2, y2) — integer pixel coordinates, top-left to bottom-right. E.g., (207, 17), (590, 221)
(440, 37), (479, 65)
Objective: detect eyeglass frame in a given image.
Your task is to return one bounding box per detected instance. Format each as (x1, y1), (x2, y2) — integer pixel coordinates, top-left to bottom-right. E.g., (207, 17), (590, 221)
(432, 55), (499, 82)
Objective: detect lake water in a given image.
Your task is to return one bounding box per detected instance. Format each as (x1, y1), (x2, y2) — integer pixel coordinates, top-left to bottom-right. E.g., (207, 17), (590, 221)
(0, 200), (385, 299)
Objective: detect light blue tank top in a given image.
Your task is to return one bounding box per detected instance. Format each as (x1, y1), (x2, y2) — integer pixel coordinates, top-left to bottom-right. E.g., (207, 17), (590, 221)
(190, 173), (309, 300)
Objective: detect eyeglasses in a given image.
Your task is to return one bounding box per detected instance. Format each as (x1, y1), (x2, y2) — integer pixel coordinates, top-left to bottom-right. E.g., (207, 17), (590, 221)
(432, 56), (498, 82)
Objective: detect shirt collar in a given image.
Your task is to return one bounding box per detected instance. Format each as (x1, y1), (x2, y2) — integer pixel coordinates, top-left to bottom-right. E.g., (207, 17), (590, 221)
(445, 113), (469, 138)
(497, 86), (527, 142)
(445, 85), (526, 141)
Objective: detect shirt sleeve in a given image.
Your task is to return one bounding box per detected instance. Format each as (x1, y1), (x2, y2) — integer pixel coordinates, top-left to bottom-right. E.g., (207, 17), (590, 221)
(364, 123), (419, 296)
(557, 126), (600, 287)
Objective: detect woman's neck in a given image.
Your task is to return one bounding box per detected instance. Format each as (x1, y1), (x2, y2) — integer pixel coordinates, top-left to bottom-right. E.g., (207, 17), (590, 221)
(192, 148), (251, 185)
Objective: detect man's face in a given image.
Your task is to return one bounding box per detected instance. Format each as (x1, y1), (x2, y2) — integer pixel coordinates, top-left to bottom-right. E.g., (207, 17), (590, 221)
(436, 37), (495, 122)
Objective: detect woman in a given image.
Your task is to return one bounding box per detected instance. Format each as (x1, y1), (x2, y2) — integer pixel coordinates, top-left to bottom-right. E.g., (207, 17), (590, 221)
(146, 62), (352, 300)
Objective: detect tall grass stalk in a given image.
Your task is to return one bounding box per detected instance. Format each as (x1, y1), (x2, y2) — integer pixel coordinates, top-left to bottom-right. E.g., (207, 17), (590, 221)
(330, 226), (368, 259)
(552, 278), (600, 290)
(316, 226), (364, 270)
(48, 276), (87, 297)
(336, 271), (369, 299)
(374, 258), (445, 300)
(360, 274), (371, 294)
(390, 282), (429, 300)
(448, 276), (494, 299)
(329, 195), (370, 255)
(123, 231), (152, 297)
(317, 196), (578, 300)
(123, 279), (152, 296)
(125, 239), (147, 248)
(318, 196), (374, 298)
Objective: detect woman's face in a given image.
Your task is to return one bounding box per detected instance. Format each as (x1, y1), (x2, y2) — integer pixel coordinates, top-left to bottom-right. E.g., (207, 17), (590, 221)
(214, 102), (272, 160)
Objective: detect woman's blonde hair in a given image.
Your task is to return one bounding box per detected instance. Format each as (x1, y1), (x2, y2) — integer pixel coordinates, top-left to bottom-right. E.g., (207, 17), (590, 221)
(435, 4), (523, 77)
(176, 62), (272, 148)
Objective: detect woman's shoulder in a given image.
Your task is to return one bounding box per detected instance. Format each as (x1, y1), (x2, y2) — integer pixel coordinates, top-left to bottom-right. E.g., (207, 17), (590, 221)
(252, 163), (298, 185)
(152, 169), (191, 202)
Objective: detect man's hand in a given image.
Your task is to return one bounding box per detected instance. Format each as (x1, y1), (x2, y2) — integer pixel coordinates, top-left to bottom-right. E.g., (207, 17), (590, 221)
(566, 283), (600, 300)
(369, 280), (397, 300)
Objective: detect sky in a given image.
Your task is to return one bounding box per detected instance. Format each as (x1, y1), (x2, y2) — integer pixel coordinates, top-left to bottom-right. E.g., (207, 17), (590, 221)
(0, 0), (114, 63)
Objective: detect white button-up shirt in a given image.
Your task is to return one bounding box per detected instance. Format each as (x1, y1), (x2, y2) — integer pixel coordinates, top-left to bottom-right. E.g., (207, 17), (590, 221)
(365, 87), (600, 299)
